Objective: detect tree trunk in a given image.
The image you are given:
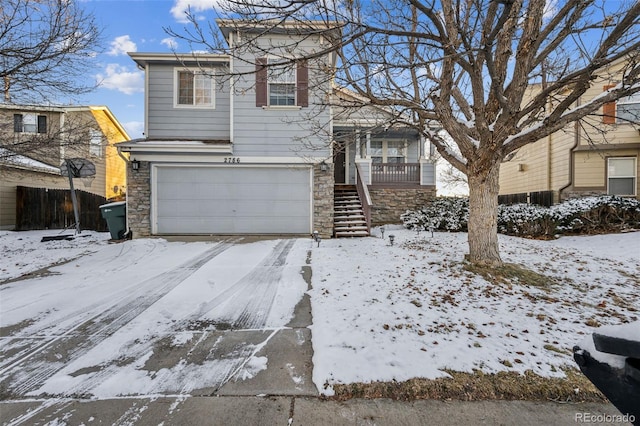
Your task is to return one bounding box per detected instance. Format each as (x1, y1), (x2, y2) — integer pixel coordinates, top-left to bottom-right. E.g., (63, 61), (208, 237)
(467, 162), (503, 267)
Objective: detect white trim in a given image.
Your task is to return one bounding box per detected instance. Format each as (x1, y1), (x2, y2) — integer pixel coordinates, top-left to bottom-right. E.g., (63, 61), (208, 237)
(144, 63), (149, 137)
(173, 67), (217, 109)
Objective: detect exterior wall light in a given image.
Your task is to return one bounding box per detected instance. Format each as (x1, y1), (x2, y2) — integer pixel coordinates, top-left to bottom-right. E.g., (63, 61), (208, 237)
(131, 160), (140, 171)
(320, 160), (328, 172)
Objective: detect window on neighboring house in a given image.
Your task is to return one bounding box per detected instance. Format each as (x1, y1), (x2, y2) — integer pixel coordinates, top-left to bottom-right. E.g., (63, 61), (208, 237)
(617, 92), (640, 124)
(13, 113), (47, 133)
(255, 57), (308, 107)
(175, 69), (215, 108)
(608, 157), (636, 196)
(89, 129), (102, 157)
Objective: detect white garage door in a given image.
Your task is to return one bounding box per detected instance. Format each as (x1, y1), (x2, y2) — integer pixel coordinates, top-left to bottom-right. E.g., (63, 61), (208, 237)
(155, 165), (312, 234)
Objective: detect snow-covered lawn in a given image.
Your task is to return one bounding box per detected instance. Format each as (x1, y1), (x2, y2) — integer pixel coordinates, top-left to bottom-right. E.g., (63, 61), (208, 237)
(0, 228), (638, 398)
(310, 227), (639, 395)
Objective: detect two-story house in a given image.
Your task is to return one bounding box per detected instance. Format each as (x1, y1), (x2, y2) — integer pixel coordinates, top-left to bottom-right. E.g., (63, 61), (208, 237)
(0, 104), (129, 230)
(499, 57), (639, 202)
(118, 20), (436, 238)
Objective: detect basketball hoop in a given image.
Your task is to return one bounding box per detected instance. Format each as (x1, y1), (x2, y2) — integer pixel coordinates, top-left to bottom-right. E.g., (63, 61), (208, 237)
(60, 158), (97, 234)
(82, 175), (95, 188)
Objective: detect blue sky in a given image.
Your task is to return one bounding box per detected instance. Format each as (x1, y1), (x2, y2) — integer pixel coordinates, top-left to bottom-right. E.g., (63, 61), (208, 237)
(78, 0), (220, 139)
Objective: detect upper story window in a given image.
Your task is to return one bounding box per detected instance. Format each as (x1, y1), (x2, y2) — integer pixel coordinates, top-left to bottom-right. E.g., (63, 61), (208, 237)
(608, 157), (636, 196)
(89, 129), (102, 157)
(13, 113), (47, 133)
(617, 92), (640, 124)
(174, 68), (215, 108)
(268, 59), (296, 106)
(603, 85), (640, 124)
(256, 57), (308, 108)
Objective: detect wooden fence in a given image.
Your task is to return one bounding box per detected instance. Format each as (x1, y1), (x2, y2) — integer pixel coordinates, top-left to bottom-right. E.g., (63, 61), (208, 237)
(15, 186), (108, 231)
(498, 190), (555, 207)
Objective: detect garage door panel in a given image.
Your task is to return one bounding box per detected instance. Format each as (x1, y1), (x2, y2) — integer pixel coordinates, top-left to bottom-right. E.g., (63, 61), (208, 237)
(155, 166), (311, 234)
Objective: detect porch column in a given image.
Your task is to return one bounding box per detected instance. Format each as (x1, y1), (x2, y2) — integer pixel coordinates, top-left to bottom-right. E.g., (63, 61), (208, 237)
(355, 129), (361, 158)
(366, 131), (371, 159)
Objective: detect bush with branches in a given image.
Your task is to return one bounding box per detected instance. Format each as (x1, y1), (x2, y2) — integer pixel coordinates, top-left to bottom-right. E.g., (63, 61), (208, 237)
(402, 196), (640, 238)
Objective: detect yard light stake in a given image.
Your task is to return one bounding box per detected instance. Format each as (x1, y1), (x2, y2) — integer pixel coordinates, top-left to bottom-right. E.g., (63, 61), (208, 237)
(389, 234), (395, 245)
(313, 230), (319, 242)
(380, 227), (385, 239)
(317, 236), (321, 247)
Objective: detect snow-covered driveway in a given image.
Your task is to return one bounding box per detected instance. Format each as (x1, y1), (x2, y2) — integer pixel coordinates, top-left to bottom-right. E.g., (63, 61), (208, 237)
(0, 235), (309, 399)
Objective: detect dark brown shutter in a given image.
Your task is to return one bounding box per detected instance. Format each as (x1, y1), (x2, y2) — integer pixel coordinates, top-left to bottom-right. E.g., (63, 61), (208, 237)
(603, 84), (616, 124)
(256, 57), (268, 107)
(13, 114), (22, 132)
(297, 60), (308, 107)
(37, 115), (47, 133)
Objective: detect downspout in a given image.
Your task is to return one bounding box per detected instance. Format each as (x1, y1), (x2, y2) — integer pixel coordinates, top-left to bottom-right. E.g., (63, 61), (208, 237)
(559, 98), (581, 201)
(116, 145), (131, 235)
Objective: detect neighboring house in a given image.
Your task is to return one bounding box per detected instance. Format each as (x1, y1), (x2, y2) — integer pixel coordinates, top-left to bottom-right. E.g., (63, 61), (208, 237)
(499, 57), (640, 202)
(0, 104), (129, 230)
(118, 20), (436, 238)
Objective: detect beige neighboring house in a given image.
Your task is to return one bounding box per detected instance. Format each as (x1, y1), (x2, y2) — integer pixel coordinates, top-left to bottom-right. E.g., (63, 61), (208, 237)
(500, 57), (639, 202)
(0, 104), (130, 230)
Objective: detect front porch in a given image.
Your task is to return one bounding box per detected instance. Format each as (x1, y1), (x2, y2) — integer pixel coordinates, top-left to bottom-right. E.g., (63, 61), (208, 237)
(331, 126), (437, 237)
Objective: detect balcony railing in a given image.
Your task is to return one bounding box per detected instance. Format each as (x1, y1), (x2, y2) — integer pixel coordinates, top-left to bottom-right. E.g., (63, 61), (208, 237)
(371, 163), (420, 184)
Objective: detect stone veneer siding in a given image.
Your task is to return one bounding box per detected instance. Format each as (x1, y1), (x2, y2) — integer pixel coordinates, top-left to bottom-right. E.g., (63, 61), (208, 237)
(369, 186), (436, 227)
(127, 160), (151, 238)
(126, 161), (333, 238)
(313, 163), (335, 238)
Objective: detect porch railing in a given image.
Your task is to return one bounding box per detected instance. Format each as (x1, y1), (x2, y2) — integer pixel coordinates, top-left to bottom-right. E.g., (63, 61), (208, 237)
(355, 163), (372, 233)
(371, 163), (420, 184)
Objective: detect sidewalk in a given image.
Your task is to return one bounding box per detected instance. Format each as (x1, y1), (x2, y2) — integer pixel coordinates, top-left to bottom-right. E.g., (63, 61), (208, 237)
(1, 397), (631, 425)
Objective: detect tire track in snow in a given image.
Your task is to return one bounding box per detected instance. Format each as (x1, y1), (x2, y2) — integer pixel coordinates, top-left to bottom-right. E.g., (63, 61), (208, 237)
(48, 238), (297, 398)
(186, 238), (296, 329)
(0, 240), (235, 397)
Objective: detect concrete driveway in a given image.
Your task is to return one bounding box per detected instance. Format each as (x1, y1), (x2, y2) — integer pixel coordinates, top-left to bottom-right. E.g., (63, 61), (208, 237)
(0, 235), (628, 425)
(1, 236), (315, 419)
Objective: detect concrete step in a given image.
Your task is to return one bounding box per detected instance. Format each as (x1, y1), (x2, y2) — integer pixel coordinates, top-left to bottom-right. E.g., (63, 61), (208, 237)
(335, 226), (369, 233)
(335, 230), (370, 237)
(333, 209), (364, 216)
(334, 215), (366, 221)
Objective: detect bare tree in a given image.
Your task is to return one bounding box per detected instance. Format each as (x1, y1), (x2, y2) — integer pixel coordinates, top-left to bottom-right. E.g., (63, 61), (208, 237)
(169, 0), (640, 266)
(0, 0), (102, 103)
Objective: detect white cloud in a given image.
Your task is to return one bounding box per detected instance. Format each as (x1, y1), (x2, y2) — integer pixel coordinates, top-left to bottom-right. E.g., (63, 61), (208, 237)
(170, 0), (220, 23)
(96, 64), (144, 95)
(123, 121), (145, 139)
(161, 37), (179, 51)
(108, 35), (137, 56)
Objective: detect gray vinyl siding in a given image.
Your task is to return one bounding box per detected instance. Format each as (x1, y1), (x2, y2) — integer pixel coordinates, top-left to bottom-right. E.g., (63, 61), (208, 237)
(146, 65), (231, 140)
(232, 35), (332, 158)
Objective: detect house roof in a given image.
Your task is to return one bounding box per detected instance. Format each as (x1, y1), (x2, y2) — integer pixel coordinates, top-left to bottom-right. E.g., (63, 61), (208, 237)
(0, 148), (60, 175)
(216, 19), (343, 43)
(128, 53), (230, 69)
(117, 138), (232, 155)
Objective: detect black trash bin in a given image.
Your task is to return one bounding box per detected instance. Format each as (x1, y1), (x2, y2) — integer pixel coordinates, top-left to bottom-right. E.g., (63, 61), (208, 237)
(99, 201), (127, 240)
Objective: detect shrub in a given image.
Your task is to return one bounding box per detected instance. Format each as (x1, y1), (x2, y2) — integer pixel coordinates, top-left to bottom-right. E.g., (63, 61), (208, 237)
(401, 197), (469, 232)
(402, 195), (640, 238)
